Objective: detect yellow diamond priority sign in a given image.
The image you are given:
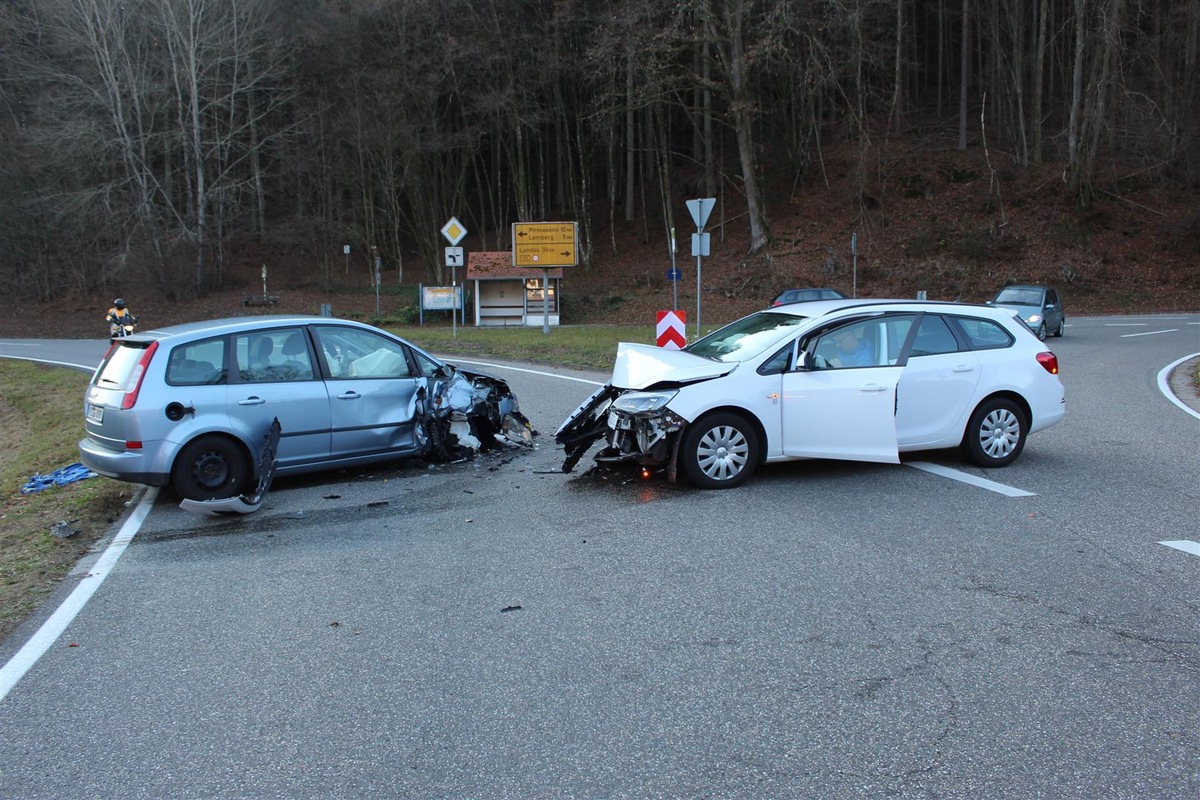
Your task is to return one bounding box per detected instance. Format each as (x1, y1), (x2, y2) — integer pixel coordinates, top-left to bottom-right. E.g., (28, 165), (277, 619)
(441, 217), (468, 246)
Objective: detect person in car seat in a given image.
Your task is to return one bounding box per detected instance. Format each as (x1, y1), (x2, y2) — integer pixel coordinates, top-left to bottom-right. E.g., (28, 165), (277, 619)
(832, 327), (873, 367)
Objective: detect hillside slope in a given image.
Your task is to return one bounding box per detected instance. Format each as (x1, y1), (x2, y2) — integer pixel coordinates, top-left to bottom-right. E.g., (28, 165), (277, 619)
(7, 147), (1198, 339)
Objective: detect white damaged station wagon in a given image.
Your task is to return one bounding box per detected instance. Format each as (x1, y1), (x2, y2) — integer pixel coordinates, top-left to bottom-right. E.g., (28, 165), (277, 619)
(556, 299), (1065, 488)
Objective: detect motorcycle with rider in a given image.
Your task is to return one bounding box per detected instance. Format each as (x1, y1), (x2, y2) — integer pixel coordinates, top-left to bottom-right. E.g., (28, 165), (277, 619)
(107, 298), (138, 340)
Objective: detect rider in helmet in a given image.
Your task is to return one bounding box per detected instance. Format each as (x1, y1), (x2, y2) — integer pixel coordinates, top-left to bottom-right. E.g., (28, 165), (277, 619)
(106, 298), (138, 338)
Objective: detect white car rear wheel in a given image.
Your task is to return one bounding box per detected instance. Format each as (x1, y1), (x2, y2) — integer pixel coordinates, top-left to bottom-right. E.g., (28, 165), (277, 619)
(962, 399), (1027, 467)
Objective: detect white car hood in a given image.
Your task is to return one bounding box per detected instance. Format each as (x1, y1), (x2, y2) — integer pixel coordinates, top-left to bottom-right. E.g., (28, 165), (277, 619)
(611, 342), (733, 390)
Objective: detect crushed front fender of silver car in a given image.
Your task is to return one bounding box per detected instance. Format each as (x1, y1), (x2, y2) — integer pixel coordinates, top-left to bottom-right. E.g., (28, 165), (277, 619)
(422, 365), (533, 462)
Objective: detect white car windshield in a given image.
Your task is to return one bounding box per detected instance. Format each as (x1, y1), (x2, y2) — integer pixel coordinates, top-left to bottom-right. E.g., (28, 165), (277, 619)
(686, 311), (808, 363)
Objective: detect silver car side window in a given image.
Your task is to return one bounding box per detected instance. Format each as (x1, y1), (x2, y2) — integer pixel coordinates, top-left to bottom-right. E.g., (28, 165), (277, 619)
(235, 328), (315, 383)
(312, 326), (414, 379)
(165, 337), (226, 386)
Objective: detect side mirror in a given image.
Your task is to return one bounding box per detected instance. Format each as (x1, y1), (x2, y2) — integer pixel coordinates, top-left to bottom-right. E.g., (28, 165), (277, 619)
(794, 350), (812, 371)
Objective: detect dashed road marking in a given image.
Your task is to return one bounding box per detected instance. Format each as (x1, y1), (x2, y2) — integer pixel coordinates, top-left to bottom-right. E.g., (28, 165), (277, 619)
(1120, 329), (1178, 338)
(1159, 540), (1200, 557)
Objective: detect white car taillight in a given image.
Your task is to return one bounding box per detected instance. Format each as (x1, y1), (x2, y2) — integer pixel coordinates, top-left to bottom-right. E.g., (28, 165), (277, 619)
(1036, 352), (1059, 375)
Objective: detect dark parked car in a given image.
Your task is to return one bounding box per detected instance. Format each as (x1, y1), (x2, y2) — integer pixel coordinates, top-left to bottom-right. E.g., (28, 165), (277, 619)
(988, 284), (1065, 340)
(770, 288), (847, 307)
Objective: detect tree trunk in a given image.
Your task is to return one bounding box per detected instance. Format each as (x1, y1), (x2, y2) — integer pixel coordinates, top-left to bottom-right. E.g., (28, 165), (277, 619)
(958, 0), (970, 149)
(1032, 0), (1048, 163)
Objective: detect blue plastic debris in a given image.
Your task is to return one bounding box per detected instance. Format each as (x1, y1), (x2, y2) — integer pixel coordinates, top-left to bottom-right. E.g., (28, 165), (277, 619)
(20, 463), (98, 494)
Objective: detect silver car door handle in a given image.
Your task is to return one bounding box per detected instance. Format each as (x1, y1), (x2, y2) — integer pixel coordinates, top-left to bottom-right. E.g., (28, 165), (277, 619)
(237, 397), (266, 406)
(952, 365), (975, 373)
(860, 383), (888, 393)
(337, 391), (361, 400)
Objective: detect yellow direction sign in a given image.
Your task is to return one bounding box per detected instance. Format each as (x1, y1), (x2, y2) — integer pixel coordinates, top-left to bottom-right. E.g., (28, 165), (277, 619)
(512, 222), (578, 267)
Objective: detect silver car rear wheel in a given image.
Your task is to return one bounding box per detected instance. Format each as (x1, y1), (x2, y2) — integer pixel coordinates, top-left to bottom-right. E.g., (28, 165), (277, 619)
(172, 435), (251, 501)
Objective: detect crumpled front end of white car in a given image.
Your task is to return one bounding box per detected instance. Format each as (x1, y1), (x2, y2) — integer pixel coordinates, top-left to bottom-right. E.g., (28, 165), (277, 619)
(555, 385), (689, 477)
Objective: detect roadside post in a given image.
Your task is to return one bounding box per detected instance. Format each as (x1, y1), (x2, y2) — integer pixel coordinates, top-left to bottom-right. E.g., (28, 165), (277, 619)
(343, 244), (350, 275)
(667, 226), (681, 311)
(686, 198), (715, 338)
(441, 217), (468, 338)
(852, 232), (857, 298)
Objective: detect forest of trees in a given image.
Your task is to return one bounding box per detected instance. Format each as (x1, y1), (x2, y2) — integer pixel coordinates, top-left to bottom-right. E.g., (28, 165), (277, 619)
(0, 0), (1195, 301)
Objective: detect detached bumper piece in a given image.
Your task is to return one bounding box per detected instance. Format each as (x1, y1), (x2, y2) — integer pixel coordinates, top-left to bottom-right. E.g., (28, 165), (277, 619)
(180, 418), (281, 516)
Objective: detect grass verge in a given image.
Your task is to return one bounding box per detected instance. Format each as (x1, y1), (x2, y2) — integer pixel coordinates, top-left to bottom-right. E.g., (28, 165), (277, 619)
(0, 360), (137, 643)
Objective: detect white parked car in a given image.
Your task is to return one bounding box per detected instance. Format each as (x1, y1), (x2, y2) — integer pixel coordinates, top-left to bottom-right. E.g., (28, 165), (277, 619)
(556, 299), (1065, 488)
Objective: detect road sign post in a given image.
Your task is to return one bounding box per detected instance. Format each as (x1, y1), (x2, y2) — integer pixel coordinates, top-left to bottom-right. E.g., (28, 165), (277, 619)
(441, 218), (468, 337)
(669, 226), (678, 311)
(512, 221), (578, 334)
(685, 198), (716, 338)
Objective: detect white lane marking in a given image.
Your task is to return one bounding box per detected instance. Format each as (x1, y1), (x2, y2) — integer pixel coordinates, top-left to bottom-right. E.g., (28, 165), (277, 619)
(1121, 329), (1178, 338)
(444, 357), (605, 386)
(1105, 323), (1149, 327)
(0, 354), (97, 372)
(1159, 540), (1200, 557)
(907, 462), (1035, 497)
(0, 488), (158, 703)
(1157, 353), (1200, 420)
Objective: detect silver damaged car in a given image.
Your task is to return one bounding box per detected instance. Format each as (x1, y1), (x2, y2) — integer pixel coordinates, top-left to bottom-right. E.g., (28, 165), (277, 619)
(80, 316), (532, 501)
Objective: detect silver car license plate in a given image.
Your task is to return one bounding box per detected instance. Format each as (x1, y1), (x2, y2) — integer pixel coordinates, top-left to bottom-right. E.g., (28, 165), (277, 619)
(87, 404), (104, 423)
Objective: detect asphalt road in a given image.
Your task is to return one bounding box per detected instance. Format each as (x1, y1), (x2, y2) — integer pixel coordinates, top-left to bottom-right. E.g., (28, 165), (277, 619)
(1, 314), (1198, 799)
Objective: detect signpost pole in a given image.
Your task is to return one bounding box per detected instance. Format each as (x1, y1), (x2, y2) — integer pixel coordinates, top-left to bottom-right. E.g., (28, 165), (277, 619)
(440, 217), (469, 339)
(685, 198), (716, 340)
(670, 227), (677, 311)
(512, 221), (578, 335)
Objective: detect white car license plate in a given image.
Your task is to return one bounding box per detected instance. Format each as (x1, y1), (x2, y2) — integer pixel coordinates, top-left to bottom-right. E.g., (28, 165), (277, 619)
(87, 404), (104, 423)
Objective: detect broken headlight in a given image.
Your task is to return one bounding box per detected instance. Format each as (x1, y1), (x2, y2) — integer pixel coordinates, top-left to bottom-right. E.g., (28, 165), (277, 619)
(611, 390), (677, 417)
